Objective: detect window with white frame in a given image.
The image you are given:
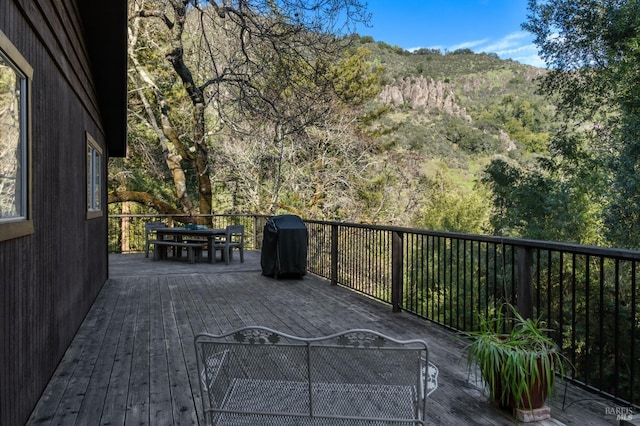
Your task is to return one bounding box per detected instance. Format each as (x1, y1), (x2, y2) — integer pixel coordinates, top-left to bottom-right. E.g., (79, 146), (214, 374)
(86, 133), (103, 218)
(0, 30), (33, 241)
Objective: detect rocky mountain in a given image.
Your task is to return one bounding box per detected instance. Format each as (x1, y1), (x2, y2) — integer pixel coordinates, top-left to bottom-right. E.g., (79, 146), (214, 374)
(379, 76), (471, 121)
(359, 38), (552, 160)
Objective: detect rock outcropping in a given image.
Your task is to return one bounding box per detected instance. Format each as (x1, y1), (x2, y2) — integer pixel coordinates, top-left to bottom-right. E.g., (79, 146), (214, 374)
(379, 76), (471, 121)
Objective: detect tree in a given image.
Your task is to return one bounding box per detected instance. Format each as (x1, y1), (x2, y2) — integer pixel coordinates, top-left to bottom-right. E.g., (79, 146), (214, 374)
(523, 0), (640, 248)
(115, 0), (370, 219)
(414, 166), (490, 234)
(482, 154), (604, 244)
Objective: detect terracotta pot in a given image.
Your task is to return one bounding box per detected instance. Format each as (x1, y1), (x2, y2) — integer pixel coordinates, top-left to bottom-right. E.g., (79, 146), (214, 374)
(489, 354), (555, 410)
(512, 355), (554, 410)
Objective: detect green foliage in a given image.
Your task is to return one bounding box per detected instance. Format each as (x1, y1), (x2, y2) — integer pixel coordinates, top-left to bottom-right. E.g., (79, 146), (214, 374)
(329, 47), (384, 105)
(119, 0), (640, 249)
(356, 35), (375, 44)
(356, 38), (516, 81)
(356, 171), (393, 213)
(482, 154), (604, 244)
(465, 303), (566, 409)
(441, 117), (503, 154)
(602, 0), (640, 247)
(412, 48), (442, 56)
(414, 168), (490, 234)
(476, 95), (553, 153)
(532, 253), (640, 401)
(451, 48), (474, 55)
(519, 0), (640, 248)
(348, 41), (561, 232)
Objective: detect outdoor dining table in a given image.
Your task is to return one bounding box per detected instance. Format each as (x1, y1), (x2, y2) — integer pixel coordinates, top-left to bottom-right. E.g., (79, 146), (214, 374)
(153, 226), (226, 264)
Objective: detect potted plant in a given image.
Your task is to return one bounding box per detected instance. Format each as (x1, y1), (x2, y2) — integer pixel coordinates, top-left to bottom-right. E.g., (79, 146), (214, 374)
(465, 303), (565, 412)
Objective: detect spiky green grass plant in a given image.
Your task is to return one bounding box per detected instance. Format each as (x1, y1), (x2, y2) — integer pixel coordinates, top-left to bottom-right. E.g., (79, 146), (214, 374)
(465, 304), (566, 410)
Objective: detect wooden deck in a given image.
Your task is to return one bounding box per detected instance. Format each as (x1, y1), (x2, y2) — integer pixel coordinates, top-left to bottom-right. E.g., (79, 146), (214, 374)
(27, 252), (624, 425)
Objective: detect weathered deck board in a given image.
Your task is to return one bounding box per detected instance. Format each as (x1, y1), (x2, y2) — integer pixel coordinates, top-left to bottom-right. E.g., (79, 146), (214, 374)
(74, 278), (134, 425)
(125, 277), (151, 426)
(27, 252), (623, 425)
(148, 277), (174, 425)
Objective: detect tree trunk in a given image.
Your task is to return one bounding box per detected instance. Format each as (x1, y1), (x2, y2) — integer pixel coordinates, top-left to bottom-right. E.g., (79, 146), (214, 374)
(165, 1), (213, 219)
(128, 5), (197, 215)
(121, 201), (131, 253)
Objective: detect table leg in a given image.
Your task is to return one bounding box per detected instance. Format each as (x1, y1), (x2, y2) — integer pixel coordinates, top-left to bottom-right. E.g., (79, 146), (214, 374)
(207, 236), (214, 263)
(175, 235), (184, 258)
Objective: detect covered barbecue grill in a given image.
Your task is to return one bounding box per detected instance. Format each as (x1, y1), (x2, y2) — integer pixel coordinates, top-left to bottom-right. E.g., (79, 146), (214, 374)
(261, 214), (308, 278)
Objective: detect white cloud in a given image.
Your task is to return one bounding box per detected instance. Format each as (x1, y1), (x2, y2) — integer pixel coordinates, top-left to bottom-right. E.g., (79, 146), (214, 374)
(481, 32), (530, 52)
(512, 53), (547, 68)
(459, 32), (546, 67)
(449, 38), (490, 51)
(406, 32), (546, 68)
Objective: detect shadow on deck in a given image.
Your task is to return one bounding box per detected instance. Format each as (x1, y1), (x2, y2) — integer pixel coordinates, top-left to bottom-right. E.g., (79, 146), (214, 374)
(28, 252), (622, 425)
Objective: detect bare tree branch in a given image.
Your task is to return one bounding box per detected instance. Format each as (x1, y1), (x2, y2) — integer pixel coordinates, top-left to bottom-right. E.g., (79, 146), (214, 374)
(108, 190), (183, 214)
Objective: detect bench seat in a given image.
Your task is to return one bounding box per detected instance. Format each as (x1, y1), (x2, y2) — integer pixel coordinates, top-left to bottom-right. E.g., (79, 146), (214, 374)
(148, 239), (207, 263)
(195, 326), (436, 425)
(215, 379), (417, 423)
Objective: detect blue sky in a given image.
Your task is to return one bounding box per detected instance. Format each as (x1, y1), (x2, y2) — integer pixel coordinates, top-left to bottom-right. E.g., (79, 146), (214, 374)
(354, 0), (544, 67)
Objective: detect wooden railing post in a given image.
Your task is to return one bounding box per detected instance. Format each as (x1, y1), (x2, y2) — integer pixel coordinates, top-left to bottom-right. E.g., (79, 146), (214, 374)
(253, 215), (259, 249)
(517, 245), (534, 319)
(120, 202), (130, 253)
(392, 230), (404, 312)
(330, 224), (338, 286)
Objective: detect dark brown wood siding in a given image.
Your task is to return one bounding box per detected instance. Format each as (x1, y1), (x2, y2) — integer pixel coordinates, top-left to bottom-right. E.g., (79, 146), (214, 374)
(0, 1), (125, 424)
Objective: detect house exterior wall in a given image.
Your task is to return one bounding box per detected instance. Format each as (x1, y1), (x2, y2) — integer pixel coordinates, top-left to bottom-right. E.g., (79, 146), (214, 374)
(0, 1), (126, 424)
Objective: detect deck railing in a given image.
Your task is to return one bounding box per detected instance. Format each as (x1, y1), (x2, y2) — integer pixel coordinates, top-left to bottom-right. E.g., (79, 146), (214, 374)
(108, 214), (639, 408)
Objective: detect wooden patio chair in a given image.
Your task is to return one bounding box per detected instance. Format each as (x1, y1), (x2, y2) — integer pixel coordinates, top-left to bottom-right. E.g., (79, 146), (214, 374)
(213, 225), (244, 264)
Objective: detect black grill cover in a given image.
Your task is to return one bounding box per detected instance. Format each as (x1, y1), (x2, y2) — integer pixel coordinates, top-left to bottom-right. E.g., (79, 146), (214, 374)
(261, 214), (308, 278)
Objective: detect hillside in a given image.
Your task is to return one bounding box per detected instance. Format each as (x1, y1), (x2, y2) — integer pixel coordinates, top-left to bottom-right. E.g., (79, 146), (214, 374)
(334, 37), (556, 228)
(116, 24), (557, 234)
(361, 37), (551, 158)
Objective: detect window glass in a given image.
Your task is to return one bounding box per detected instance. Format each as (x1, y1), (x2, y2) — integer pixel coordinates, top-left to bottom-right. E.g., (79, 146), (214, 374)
(0, 53), (27, 221)
(0, 29), (32, 241)
(87, 134), (102, 217)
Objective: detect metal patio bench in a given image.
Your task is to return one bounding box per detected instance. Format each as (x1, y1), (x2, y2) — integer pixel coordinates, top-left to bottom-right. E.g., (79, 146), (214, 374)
(194, 326), (438, 425)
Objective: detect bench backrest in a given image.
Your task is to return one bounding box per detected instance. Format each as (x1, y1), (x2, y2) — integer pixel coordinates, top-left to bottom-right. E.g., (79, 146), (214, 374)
(223, 225), (244, 248)
(145, 221), (165, 234)
(195, 326), (429, 425)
